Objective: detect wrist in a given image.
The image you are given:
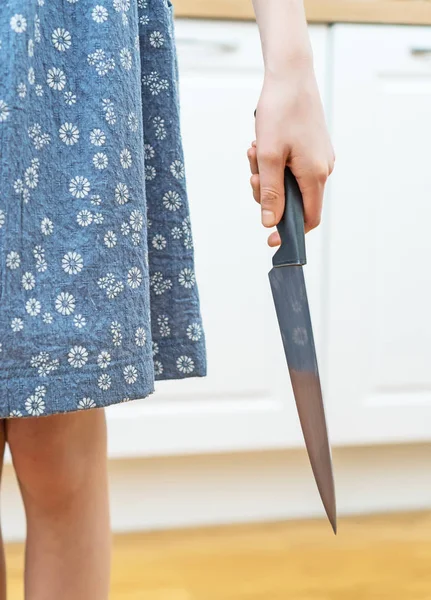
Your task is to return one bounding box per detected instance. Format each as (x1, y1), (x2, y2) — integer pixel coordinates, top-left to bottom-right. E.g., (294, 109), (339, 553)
(264, 52), (315, 82)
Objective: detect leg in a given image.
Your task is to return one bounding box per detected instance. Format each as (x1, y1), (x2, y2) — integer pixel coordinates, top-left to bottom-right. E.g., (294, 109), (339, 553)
(0, 421), (6, 600)
(6, 409), (111, 600)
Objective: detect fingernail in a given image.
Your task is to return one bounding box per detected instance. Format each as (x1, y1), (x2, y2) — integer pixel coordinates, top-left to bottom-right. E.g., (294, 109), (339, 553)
(262, 210), (275, 226)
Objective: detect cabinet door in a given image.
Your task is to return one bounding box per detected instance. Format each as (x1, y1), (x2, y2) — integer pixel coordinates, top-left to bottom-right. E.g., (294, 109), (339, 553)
(327, 25), (431, 445)
(105, 21), (330, 458)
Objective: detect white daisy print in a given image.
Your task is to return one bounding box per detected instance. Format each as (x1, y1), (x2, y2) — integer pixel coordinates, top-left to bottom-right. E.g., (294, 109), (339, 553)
(64, 90), (76, 104)
(0, 100), (10, 122)
(25, 394), (46, 416)
(163, 191), (181, 211)
(6, 251), (21, 269)
(69, 176), (90, 198)
(22, 272), (36, 290)
(11, 318), (24, 332)
(97, 351), (111, 369)
(176, 355), (195, 374)
(59, 122), (79, 145)
(149, 31), (164, 48)
(26, 298), (42, 316)
(92, 5), (109, 23)
(144, 144), (155, 160)
(153, 116), (166, 140)
(52, 28), (72, 52)
(41, 217), (54, 235)
(131, 233), (140, 246)
(135, 327), (146, 346)
(152, 234), (166, 251)
(93, 152), (108, 169)
(145, 165), (156, 181)
(91, 194), (102, 205)
(55, 291), (76, 315)
(120, 148), (132, 168)
(129, 209), (143, 231)
(10, 14), (27, 33)
(68, 345), (89, 368)
(62, 251), (84, 275)
(154, 361), (163, 376)
(98, 373), (112, 391)
(113, 0), (130, 12)
(90, 128), (106, 146)
(187, 323), (202, 341)
(115, 183), (129, 204)
(127, 112), (138, 131)
(46, 67), (66, 90)
(120, 48), (132, 70)
(127, 267), (142, 288)
(178, 268), (195, 289)
(77, 210), (93, 226)
(104, 231), (117, 248)
(170, 160), (185, 179)
(25, 165), (39, 188)
(78, 397), (97, 409)
(42, 312), (54, 324)
(124, 365), (138, 384)
(74, 314), (86, 328)
(158, 315), (170, 337)
(9, 410), (23, 418)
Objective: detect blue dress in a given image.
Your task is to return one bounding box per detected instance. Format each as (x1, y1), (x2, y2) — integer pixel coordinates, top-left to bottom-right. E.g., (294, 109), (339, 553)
(0, 0), (207, 418)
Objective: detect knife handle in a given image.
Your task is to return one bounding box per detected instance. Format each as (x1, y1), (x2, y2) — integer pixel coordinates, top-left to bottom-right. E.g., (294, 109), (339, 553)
(272, 167), (307, 267)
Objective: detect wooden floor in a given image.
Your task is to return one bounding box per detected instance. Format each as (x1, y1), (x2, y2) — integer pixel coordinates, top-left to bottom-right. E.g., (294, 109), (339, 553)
(5, 512), (431, 599)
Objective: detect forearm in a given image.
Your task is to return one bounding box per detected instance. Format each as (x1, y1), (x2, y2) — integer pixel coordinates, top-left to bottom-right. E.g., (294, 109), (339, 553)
(252, 0), (313, 76)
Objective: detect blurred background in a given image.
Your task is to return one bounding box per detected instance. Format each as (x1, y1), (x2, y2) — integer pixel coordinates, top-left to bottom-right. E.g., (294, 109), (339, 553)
(4, 0), (431, 598)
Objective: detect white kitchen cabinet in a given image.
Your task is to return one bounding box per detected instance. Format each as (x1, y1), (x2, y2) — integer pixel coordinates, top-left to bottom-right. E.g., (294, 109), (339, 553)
(326, 25), (431, 445)
(105, 20), (330, 458)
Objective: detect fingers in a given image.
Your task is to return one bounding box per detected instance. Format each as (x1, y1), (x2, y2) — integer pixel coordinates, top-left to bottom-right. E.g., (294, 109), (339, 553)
(247, 143), (258, 174)
(247, 141), (282, 246)
(294, 162), (328, 233)
(248, 142), (261, 204)
(302, 183), (324, 234)
(256, 148), (286, 228)
(250, 174), (260, 204)
(268, 230), (282, 247)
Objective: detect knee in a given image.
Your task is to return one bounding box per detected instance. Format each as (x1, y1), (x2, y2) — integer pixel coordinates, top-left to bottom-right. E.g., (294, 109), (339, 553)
(6, 410), (106, 513)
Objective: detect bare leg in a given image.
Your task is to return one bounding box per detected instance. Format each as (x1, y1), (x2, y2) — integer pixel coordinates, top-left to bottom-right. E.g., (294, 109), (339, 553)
(6, 409), (111, 600)
(0, 421), (6, 600)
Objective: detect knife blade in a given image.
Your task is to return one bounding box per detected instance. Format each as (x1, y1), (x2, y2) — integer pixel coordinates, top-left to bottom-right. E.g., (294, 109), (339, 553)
(269, 166), (337, 534)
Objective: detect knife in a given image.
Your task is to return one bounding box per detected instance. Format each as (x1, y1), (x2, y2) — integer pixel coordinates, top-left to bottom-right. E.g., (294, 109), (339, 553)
(269, 166), (337, 534)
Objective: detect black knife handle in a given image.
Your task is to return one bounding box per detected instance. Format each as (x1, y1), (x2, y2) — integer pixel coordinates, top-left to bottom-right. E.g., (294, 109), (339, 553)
(272, 167), (307, 267)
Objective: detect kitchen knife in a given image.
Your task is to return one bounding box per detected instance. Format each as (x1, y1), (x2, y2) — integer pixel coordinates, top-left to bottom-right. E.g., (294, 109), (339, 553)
(269, 166), (337, 534)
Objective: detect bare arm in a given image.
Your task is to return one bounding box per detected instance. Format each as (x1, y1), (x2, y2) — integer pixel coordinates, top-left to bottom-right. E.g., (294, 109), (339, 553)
(248, 0), (334, 244)
(253, 0), (312, 72)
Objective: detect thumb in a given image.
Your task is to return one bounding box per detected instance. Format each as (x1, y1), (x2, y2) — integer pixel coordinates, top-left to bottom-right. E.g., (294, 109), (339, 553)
(256, 151), (286, 227)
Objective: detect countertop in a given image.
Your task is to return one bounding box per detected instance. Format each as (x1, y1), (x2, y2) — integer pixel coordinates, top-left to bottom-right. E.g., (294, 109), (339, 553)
(174, 0), (431, 26)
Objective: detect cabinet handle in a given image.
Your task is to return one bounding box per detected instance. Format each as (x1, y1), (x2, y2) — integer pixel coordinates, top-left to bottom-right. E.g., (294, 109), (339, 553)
(175, 37), (239, 54)
(410, 48), (431, 58)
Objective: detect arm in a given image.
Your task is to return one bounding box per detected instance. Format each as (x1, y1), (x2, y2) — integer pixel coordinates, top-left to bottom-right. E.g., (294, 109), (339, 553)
(248, 0), (334, 245)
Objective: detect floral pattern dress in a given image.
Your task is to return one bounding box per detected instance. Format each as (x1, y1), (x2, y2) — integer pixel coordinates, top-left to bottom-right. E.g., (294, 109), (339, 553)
(0, 0), (207, 418)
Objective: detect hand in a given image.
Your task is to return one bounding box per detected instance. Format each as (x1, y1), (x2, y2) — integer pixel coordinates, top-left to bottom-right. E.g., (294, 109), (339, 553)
(247, 64), (335, 246)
